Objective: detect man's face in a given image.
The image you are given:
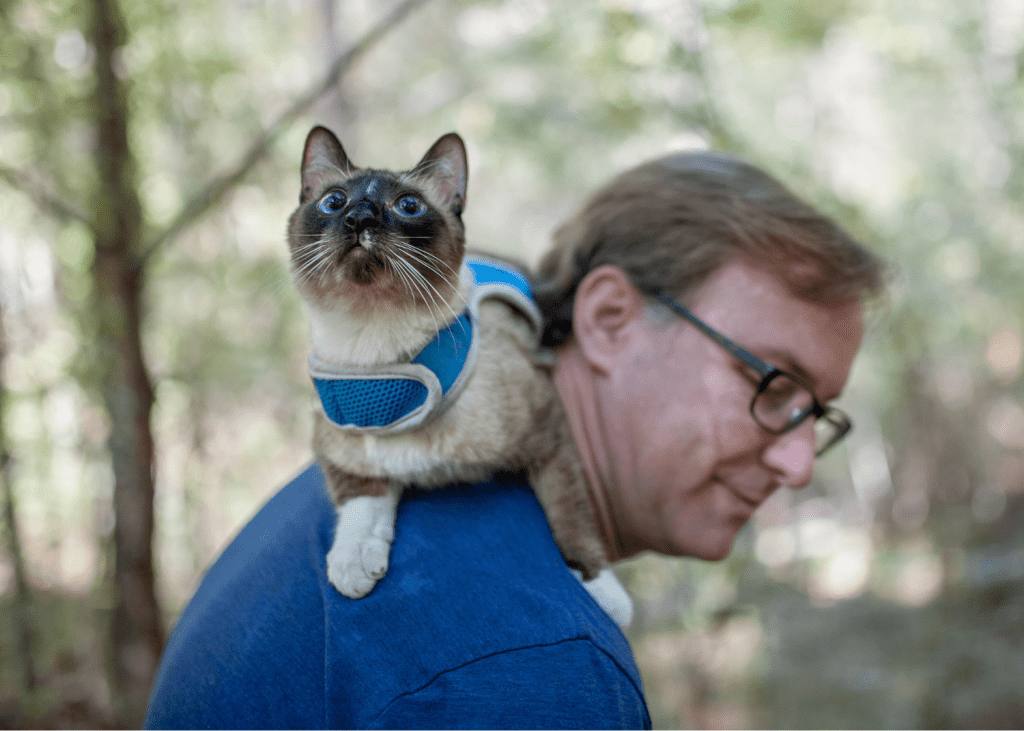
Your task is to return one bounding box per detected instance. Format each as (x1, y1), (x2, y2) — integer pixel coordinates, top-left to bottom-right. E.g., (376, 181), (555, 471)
(600, 259), (865, 560)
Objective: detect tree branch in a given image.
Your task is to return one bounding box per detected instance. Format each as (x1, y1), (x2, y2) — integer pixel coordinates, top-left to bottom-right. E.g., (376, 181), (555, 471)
(0, 163), (91, 227)
(137, 0), (432, 266)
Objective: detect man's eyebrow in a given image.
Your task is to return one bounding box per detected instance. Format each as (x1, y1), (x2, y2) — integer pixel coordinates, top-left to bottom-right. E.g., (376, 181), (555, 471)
(757, 348), (839, 401)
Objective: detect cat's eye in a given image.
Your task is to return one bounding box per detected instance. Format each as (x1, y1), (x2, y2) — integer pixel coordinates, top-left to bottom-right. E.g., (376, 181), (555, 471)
(394, 194), (425, 217)
(317, 191), (346, 215)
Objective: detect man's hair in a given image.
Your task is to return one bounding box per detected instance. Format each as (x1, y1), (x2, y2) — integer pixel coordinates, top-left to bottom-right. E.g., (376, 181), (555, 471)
(533, 150), (889, 347)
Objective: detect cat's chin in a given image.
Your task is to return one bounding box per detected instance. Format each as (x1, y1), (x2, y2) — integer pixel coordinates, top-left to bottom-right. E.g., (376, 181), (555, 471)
(306, 270), (455, 320)
(344, 247), (385, 286)
(296, 251), (391, 303)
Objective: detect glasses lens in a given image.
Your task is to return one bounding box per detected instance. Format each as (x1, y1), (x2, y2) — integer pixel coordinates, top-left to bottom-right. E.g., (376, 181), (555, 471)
(753, 373), (851, 456)
(814, 409), (851, 456)
(753, 372), (814, 431)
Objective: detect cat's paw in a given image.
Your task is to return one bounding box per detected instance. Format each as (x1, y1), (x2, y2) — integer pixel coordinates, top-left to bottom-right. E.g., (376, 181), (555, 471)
(326, 493), (399, 599)
(326, 534), (390, 598)
(574, 568), (634, 628)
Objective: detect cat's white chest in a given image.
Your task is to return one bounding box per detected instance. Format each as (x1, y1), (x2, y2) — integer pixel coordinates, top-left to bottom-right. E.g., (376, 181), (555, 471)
(303, 269), (472, 368)
(332, 429), (456, 482)
(306, 305), (424, 366)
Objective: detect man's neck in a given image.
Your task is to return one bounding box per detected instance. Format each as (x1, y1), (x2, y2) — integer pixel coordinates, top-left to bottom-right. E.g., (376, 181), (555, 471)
(552, 343), (630, 564)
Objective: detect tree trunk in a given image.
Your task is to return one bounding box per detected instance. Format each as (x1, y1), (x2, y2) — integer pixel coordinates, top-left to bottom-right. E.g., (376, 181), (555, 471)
(0, 305), (37, 696)
(90, 0), (163, 722)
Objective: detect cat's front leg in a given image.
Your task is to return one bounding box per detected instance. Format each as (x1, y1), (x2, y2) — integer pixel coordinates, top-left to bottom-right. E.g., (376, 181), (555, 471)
(327, 491), (401, 598)
(322, 468), (402, 598)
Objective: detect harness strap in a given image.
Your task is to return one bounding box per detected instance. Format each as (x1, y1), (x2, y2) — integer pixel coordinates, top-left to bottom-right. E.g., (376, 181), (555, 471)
(309, 257), (541, 434)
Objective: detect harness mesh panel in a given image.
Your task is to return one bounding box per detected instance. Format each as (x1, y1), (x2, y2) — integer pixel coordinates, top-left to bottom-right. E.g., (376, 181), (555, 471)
(314, 377), (429, 429)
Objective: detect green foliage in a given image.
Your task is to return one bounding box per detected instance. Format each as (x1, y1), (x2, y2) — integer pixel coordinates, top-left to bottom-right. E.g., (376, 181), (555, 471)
(720, 0), (853, 48)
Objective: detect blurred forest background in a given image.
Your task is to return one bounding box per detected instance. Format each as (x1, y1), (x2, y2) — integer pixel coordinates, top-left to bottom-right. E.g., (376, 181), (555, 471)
(1, 0), (1024, 727)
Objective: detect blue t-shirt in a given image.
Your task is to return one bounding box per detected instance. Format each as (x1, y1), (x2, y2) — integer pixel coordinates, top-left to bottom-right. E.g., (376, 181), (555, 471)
(145, 465), (650, 729)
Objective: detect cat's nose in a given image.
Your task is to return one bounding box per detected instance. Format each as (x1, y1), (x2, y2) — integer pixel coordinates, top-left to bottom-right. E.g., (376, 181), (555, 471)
(344, 202), (379, 233)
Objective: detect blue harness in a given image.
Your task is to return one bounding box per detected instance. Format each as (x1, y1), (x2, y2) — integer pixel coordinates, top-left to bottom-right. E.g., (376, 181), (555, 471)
(309, 257), (542, 435)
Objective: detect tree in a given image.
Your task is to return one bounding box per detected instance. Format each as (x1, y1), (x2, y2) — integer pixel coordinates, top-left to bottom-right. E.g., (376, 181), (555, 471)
(87, 0), (162, 716)
(0, 300), (36, 698)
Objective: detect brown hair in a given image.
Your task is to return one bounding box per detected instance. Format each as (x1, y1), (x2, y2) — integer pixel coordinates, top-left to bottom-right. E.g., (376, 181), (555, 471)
(533, 150), (889, 347)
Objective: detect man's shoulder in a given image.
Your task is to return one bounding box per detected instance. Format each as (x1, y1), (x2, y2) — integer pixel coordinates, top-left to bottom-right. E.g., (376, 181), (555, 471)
(146, 466), (332, 728)
(147, 465), (648, 729)
(330, 470), (645, 725)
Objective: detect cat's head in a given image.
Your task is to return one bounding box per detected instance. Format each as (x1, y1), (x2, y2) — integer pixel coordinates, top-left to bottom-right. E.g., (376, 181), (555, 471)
(287, 126), (468, 317)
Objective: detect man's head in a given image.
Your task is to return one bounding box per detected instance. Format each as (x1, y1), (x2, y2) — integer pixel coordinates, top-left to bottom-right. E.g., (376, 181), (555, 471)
(539, 150), (888, 562)
(534, 150), (886, 347)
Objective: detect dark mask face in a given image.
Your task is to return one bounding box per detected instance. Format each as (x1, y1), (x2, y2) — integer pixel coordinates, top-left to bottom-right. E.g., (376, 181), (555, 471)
(287, 127), (468, 312)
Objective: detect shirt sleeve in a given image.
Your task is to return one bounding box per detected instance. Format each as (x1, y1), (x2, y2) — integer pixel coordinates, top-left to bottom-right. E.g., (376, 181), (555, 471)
(366, 639), (651, 730)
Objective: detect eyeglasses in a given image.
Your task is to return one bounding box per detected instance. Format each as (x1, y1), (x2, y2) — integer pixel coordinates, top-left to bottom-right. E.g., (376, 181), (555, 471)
(652, 291), (852, 457)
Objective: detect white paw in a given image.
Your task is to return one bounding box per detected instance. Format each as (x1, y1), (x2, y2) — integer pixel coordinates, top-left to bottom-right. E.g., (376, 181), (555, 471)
(575, 568), (634, 629)
(326, 492), (400, 599)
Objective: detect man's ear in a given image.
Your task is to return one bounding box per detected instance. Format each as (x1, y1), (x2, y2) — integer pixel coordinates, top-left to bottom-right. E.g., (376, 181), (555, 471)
(572, 265), (648, 376)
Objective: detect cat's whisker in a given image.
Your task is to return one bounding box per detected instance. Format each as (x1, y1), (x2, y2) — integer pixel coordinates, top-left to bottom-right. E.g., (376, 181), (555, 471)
(397, 259), (461, 318)
(292, 245), (334, 282)
(290, 236), (331, 259)
(385, 252), (417, 301)
(390, 247), (466, 339)
(385, 257), (416, 305)
(397, 259), (445, 330)
(316, 264), (332, 289)
(390, 241), (441, 272)
(387, 253), (464, 321)
(394, 268), (439, 338)
(389, 238), (457, 275)
(391, 242), (468, 316)
(293, 245), (330, 266)
(290, 241), (330, 255)
(314, 246), (341, 287)
(390, 255), (442, 336)
(389, 241), (454, 285)
(395, 240), (462, 277)
(251, 257), (307, 299)
(290, 254), (320, 281)
(393, 254), (452, 335)
(403, 245), (461, 279)
(293, 243), (337, 288)
(291, 247), (327, 268)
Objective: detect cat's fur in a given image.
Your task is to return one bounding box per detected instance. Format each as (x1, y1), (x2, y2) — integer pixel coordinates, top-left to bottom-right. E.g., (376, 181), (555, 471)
(287, 127), (620, 615)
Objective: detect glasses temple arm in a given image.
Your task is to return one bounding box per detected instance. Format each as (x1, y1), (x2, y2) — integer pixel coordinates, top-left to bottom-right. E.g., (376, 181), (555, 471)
(652, 291), (774, 377)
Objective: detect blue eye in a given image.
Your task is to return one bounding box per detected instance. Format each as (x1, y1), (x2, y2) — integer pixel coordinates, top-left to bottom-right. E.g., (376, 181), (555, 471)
(394, 194), (425, 217)
(317, 191), (346, 215)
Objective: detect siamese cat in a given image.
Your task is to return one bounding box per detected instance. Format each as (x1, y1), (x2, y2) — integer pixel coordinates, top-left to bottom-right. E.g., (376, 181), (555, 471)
(287, 126), (630, 626)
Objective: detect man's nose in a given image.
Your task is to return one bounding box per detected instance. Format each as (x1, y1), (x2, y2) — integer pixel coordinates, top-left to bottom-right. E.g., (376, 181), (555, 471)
(762, 419), (816, 489)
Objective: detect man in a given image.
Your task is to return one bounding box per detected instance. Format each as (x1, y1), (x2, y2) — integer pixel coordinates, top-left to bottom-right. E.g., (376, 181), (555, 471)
(145, 150), (886, 729)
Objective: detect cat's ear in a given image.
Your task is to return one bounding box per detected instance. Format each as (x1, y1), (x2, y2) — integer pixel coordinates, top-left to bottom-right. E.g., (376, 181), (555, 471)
(300, 126), (355, 203)
(416, 133), (468, 217)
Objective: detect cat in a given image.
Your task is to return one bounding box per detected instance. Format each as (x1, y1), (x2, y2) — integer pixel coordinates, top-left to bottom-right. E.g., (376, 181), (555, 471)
(286, 125), (630, 626)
